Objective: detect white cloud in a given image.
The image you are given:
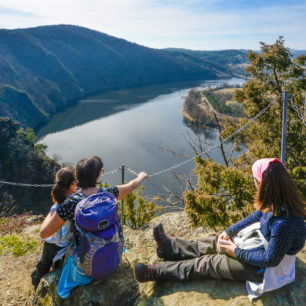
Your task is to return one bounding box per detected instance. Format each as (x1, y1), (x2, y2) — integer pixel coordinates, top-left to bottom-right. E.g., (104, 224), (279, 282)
(0, 0), (305, 49)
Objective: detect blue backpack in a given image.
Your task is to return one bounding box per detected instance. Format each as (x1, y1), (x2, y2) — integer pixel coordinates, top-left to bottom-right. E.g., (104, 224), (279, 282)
(74, 189), (123, 280)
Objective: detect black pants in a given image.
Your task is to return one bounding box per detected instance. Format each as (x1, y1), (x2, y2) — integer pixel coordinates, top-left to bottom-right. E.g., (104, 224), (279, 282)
(156, 236), (264, 283)
(32, 242), (63, 284)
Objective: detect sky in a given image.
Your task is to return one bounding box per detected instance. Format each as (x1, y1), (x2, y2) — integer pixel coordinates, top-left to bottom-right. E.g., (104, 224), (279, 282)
(0, 0), (305, 50)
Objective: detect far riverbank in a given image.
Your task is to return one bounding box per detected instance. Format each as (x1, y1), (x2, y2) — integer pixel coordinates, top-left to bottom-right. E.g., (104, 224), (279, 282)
(182, 85), (245, 129)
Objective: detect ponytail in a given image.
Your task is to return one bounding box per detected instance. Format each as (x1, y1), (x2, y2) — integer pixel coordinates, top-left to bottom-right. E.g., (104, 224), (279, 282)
(51, 166), (75, 204)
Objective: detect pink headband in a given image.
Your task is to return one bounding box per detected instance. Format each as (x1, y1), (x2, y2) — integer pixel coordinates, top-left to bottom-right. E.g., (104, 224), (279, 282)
(252, 158), (285, 183)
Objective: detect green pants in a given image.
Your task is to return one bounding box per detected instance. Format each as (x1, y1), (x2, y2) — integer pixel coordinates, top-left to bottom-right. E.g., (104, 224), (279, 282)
(156, 236), (264, 282)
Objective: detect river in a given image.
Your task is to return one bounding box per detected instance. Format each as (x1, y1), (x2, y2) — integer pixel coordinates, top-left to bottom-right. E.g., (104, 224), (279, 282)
(38, 78), (245, 208)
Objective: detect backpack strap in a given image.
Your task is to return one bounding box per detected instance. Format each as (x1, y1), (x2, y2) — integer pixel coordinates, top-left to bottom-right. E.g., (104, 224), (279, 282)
(62, 245), (71, 267)
(70, 192), (87, 202)
(65, 192), (87, 254)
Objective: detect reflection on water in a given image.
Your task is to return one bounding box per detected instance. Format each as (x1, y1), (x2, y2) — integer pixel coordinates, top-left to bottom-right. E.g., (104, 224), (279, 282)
(182, 117), (216, 139)
(37, 80), (204, 137)
(38, 78), (245, 205)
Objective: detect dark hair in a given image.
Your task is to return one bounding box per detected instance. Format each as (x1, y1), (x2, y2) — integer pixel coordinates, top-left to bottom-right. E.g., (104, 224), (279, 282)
(51, 166), (75, 204)
(76, 156), (103, 189)
(254, 162), (305, 217)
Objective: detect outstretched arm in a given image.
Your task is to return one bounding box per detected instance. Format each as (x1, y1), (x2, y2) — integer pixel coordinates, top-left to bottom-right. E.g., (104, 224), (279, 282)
(117, 172), (148, 200)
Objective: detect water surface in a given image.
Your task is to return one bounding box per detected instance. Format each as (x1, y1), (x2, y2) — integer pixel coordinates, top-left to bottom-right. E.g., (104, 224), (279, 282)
(38, 78), (245, 206)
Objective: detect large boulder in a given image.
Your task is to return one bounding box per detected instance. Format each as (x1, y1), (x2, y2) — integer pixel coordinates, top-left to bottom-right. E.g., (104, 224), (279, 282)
(32, 262), (139, 306)
(33, 212), (306, 305)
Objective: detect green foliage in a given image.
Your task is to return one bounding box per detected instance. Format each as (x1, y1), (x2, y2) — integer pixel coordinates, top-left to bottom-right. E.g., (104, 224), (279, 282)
(16, 127), (38, 143)
(203, 87), (245, 117)
(223, 37), (305, 171)
(119, 186), (162, 229)
(0, 118), (60, 214)
(34, 143), (48, 154)
(25, 127), (38, 143)
(205, 91), (232, 115)
(0, 234), (39, 256)
(291, 166), (306, 198)
(99, 182), (162, 229)
(185, 38), (305, 229)
(184, 157), (254, 229)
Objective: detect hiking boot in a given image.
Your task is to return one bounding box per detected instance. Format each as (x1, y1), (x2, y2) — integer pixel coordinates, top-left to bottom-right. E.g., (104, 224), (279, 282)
(153, 223), (172, 259)
(135, 263), (157, 282)
(31, 269), (40, 290)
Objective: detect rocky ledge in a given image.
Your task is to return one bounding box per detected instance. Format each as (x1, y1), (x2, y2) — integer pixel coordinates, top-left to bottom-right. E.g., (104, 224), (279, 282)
(33, 211), (306, 305)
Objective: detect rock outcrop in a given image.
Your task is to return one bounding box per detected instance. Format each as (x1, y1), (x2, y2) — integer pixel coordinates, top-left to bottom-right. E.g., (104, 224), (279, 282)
(33, 211), (306, 305)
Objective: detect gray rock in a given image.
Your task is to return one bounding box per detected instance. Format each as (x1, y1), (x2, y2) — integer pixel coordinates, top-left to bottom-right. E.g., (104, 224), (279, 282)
(26, 215), (44, 223)
(32, 262), (139, 306)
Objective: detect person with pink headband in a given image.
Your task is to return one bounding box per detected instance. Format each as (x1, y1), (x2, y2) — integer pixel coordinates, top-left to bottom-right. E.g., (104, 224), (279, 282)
(135, 158), (305, 301)
(252, 158), (285, 183)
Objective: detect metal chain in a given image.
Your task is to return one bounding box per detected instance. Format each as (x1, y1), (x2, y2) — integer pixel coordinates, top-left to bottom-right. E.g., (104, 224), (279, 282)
(127, 98), (277, 178)
(0, 180), (54, 187)
(289, 95), (306, 126)
(0, 168), (121, 187)
(125, 167), (139, 177)
(100, 168), (121, 178)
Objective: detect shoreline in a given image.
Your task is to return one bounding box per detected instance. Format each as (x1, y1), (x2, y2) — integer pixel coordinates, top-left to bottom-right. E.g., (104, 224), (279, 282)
(182, 90), (239, 129)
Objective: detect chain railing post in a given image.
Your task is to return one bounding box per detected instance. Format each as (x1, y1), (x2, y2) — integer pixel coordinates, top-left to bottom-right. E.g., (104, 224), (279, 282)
(120, 164), (125, 226)
(281, 91), (288, 164)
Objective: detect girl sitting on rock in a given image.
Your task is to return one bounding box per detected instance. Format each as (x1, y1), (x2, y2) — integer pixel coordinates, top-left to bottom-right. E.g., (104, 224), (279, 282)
(40, 156), (148, 298)
(135, 158), (305, 300)
(31, 166), (77, 289)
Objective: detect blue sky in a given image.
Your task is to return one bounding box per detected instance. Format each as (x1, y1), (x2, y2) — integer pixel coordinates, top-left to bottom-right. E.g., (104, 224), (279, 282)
(0, 0), (305, 50)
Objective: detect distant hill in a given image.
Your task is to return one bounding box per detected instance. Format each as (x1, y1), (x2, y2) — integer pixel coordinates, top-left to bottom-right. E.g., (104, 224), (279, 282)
(0, 25), (243, 128)
(290, 49), (306, 57)
(164, 48), (249, 77)
(165, 48), (306, 75)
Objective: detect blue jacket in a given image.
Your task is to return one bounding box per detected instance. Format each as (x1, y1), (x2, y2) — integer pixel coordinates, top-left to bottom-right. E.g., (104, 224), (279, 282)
(225, 210), (306, 267)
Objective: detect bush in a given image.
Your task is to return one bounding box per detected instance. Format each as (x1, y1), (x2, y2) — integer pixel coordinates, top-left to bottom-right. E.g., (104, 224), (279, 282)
(0, 234), (39, 256)
(120, 186), (162, 229)
(100, 183), (162, 229)
(184, 157), (254, 229)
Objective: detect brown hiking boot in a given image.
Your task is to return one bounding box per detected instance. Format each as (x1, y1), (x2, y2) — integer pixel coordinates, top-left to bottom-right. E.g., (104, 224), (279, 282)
(153, 223), (172, 259)
(135, 263), (157, 282)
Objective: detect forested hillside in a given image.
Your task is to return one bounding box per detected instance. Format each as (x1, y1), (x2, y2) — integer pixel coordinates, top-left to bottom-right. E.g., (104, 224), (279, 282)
(0, 25), (243, 128)
(165, 48), (306, 77)
(165, 48), (249, 76)
(0, 118), (59, 213)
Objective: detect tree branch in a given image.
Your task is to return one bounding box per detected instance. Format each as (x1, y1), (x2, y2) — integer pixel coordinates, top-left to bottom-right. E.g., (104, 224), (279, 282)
(213, 112), (229, 167)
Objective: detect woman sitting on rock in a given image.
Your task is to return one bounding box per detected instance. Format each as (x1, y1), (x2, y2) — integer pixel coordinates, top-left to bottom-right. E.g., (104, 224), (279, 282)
(135, 158), (305, 300)
(31, 166), (77, 289)
(40, 156), (148, 298)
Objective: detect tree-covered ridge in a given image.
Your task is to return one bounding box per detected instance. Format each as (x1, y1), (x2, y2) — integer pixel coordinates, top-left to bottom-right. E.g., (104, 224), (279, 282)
(165, 48), (249, 77)
(0, 117), (60, 213)
(0, 24), (243, 128)
(165, 48), (306, 78)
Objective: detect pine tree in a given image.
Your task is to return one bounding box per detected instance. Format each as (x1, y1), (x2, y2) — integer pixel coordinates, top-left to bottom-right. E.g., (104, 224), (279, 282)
(185, 38), (305, 229)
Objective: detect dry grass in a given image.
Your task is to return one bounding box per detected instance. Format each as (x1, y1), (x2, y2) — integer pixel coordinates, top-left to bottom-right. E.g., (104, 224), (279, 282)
(0, 228), (42, 305)
(214, 87), (237, 94)
(0, 214), (41, 236)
